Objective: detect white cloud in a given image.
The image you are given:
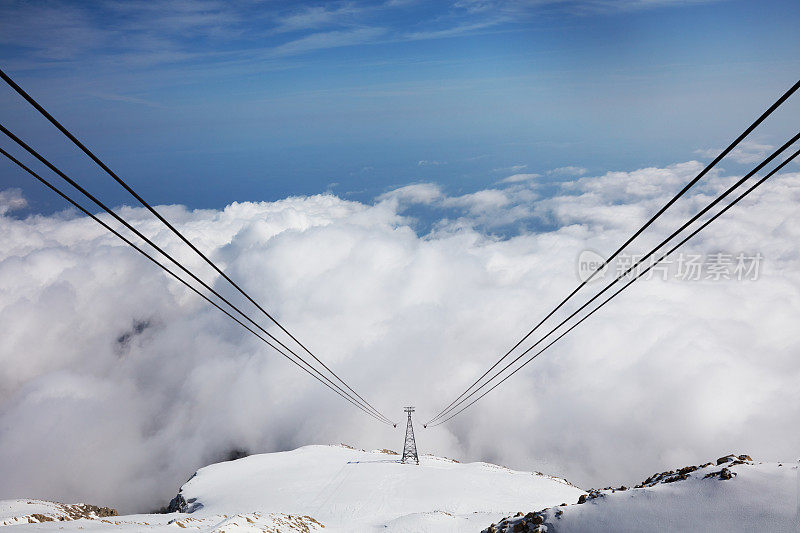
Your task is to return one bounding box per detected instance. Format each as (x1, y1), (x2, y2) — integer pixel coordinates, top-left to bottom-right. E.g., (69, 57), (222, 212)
(563, 161), (703, 201)
(376, 182), (444, 205)
(417, 160), (447, 166)
(442, 189), (511, 213)
(548, 166), (588, 176)
(493, 164), (528, 173)
(0, 188), (27, 215)
(695, 140), (776, 165)
(499, 172), (541, 184)
(2, 161), (800, 515)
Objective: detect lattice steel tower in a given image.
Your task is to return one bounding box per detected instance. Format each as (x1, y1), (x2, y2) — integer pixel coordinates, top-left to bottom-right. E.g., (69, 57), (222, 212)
(401, 406), (419, 465)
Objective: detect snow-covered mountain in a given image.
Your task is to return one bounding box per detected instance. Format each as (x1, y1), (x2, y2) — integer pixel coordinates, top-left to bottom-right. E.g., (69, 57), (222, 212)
(484, 454), (800, 533)
(3, 447), (795, 532)
(0, 444), (583, 532)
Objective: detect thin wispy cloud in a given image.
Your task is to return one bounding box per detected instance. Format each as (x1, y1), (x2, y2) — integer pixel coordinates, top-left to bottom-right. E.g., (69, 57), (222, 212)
(454, 0), (722, 16)
(267, 27), (388, 58)
(90, 92), (165, 108)
(493, 164), (528, 173)
(499, 172), (541, 183)
(0, 0), (724, 70)
(273, 4), (367, 33)
(404, 19), (508, 41)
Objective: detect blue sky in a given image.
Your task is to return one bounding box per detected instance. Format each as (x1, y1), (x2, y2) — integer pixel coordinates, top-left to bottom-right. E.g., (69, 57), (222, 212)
(1, 0), (798, 214)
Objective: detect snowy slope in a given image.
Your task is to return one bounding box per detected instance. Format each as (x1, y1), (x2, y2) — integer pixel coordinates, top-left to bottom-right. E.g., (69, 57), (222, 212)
(176, 445), (584, 532)
(0, 503), (321, 532)
(3, 448), (795, 532)
(0, 444), (583, 532)
(485, 455), (800, 533)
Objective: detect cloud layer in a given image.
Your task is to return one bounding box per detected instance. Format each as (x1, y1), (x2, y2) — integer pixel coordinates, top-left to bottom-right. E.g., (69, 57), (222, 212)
(1, 161), (800, 513)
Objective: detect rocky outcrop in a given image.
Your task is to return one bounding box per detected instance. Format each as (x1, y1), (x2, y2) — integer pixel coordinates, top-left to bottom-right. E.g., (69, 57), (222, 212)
(164, 491), (203, 514)
(0, 500), (118, 526)
(482, 453), (756, 533)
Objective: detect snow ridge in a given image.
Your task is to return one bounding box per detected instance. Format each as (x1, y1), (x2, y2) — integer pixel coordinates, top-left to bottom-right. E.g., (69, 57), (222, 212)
(483, 454), (800, 533)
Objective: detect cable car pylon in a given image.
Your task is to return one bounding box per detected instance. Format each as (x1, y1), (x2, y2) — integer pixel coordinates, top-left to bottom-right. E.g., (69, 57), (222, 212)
(401, 407), (419, 465)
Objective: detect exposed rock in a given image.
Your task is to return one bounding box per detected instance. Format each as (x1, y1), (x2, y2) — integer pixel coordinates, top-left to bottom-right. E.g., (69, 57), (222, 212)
(705, 467), (736, 480)
(62, 504), (118, 519)
(483, 510), (547, 532)
(378, 448), (399, 455)
(167, 493), (187, 513)
(485, 453), (755, 533)
(1, 501), (118, 526)
(168, 512), (322, 532)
